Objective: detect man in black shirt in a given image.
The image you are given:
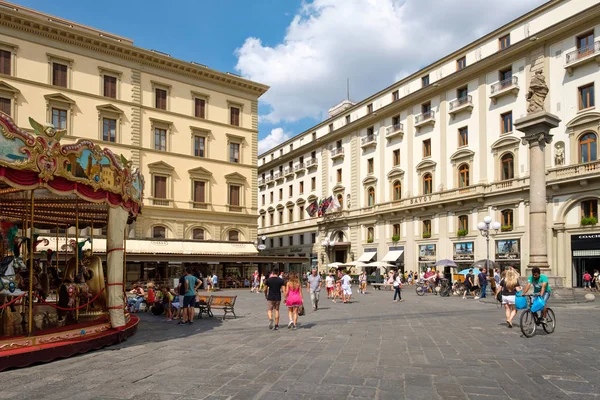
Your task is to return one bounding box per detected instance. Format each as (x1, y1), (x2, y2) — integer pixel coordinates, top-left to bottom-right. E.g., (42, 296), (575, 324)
(265, 269), (285, 330)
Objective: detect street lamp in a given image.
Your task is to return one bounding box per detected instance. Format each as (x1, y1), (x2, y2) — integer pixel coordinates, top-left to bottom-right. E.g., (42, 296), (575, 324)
(477, 216), (501, 277)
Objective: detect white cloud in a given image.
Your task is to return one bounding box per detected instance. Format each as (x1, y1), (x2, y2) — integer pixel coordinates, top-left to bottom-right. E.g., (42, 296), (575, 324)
(236, 0), (545, 125)
(258, 127), (291, 154)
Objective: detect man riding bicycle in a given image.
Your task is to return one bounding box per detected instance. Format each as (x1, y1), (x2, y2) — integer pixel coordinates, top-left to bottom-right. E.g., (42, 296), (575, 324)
(521, 267), (551, 322)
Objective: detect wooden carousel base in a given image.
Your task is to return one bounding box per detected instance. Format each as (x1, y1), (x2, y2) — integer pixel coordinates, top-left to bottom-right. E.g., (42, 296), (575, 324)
(0, 313), (139, 372)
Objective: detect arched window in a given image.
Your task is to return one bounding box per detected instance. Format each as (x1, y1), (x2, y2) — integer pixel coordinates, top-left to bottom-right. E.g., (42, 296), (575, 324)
(423, 173), (433, 194)
(393, 223), (401, 238)
(336, 231), (344, 242)
(228, 230), (239, 242)
(193, 228), (205, 240)
(581, 199), (598, 218)
(337, 193), (344, 210)
(501, 209), (513, 231)
(422, 220), (431, 237)
(458, 215), (468, 231)
(579, 133), (597, 163)
(367, 187), (375, 206)
(393, 180), (402, 200)
(458, 164), (469, 187)
(367, 227), (374, 242)
(152, 226), (166, 239)
(501, 153), (514, 180)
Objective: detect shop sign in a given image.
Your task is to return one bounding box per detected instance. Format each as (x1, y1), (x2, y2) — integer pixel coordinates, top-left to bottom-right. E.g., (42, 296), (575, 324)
(288, 248), (303, 253)
(410, 195), (433, 205)
(151, 241), (168, 246)
(419, 244), (436, 262)
(571, 233), (600, 250)
(496, 239), (520, 260)
(453, 242), (474, 261)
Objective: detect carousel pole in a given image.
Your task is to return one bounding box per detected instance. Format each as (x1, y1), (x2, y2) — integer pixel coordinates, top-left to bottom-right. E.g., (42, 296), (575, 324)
(91, 221), (94, 254)
(55, 223), (59, 269)
(123, 227), (127, 291)
(75, 200), (79, 322)
(27, 190), (35, 335)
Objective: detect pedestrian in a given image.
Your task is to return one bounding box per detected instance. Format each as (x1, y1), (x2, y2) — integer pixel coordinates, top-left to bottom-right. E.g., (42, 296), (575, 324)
(408, 271), (414, 285)
(325, 272), (335, 298)
(341, 269), (352, 303)
(494, 269), (500, 285)
(463, 269), (474, 299)
(475, 267), (488, 299)
(211, 273), (218, 290)
(500, 269), (521, 328)
(332, 280), (342, 303)
(359, 271), (367, 294)
(259, 273), (266, 292)
(127, 284), (145, 313)
(161, 286), (173, 321)
(593, 270), (599, 292)
(179, 267), (200, 325)
(393, 271), (404, 302)
(284, 271), (303, 330)
(251, 270), (259, 293)
(583, 270), (592, 290)
(265, 269), (285, 330)
(306, 267), (322, 311)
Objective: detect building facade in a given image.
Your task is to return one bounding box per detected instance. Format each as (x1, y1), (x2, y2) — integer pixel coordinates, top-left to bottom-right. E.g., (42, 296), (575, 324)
(0, 2), (280, 284)
(257, 0), (600, 287)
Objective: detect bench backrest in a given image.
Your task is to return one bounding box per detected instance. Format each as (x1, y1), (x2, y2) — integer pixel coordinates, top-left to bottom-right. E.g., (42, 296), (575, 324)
(211, 295), (237, 307)
(197, 295), (211, 304)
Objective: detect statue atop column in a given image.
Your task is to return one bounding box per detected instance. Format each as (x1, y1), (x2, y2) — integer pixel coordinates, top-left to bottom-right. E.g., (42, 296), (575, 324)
(526, 70), (549, 114)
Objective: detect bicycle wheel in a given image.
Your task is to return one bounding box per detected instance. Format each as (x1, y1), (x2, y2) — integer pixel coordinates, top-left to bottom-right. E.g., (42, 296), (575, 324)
(542, 308), (556, 334)
(520, 310), (536, 338)
(441, 287), (450, 297)
(415, 284), (425, 296)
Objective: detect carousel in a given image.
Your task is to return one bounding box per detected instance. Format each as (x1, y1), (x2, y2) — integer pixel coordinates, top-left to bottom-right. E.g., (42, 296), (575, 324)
(0, 113), (144, 371)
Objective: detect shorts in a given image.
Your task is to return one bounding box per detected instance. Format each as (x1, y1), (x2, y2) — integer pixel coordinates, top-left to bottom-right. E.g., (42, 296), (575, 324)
(183, 295), (195, 308)
(267, 300), (280, 311)
(583, 281), (591, 288)
(326, 287), (333, 293)
(502, 295), (515, 305)
(541, 292), (550, 303)
(342, 285), (352, 295)
(172, 302), (181, 309)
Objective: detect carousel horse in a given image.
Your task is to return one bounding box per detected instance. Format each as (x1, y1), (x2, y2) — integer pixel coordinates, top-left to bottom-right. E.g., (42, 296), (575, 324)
(58, 247), (106, 312)
(0, 256), (26, 296)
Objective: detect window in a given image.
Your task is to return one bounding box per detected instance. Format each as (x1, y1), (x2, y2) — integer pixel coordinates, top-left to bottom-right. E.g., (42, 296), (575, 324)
(337, 168), (342, 183)
(422, 75), (429, 87)
(579, 133), (597, 163)
(290, 143), (293, 151)
(103, 75), (117, 98)
(279, 237), (283, 247)
(423, 173), (433, 194)
(329, 123), (334, 133)
(269, 213), (274, 226)
(288, 208), (294, 222)
(193, 181), (206, 204)
(153, 175), (167, 202)
(194, 98), (206, 118)
(501, 112), (513, 134)
(422, 102), (431, 114)
(0, 49), (11, 75)
(278, 211), (284, 223)
(367, 158), (374, 174)
(367, 227), (374, 242)
(457, 86), (468, 100)
(311, 233), (316, 243)
(501, 209), (513, 230)
(499, 34), (510, 50)
(230, 107), (240, 126)
(299, 181), (304, 194)
(193, 228), (205, 240)
(279, 188), (283, 200)
(393, 180), (401, 200)
(423, 220), (431, 236)
(52, 108), (67, 130)
(0, 97), (10, 116)
(393, 224), (400, 237)
(311, 150), (316, 159)
(312, 132), (317, 141)
(393, 149), (400, 166)
(194, 136), (206, 157)
(458, 164), (470, 188)
(289, 235), (294, 245)
(270, 192), (274, 202)
(336, 140), (342, 149)
(230, 143), (240, 163)
(392, 90), (399, 101)
(499, 68), (512, 83)
(458, 215), (469, 232)
(392, 115), (400, 128)
(261, 194), (265, 205)
(289, 185), (293, 197)
(155, 88), (167, 110)
(102, 118), (116, 142)
(228, 230), (239, 242)
(52, 62), (68, 87)
(579, 83), (595, 110)
(311, 177), (316, 190)
(423, 139), (431, 157)
(346, 115), (351, 124)
(299, 234), (305, 245)
(458, 126), (468, 146)
(280, 149), (283, 157)
(337, 194), (344, 209)
(229, 185), (240, 207)
(581, 200), (598, 218)
(299, 205), (304, 218)
(367, 187), (375, 206)
(154, 128), (167, 151)
(577, 31), (595, 55)
(367, 103), (373, 114)
(457, 56), (467, 70)
(152, 226), (166, 239)
(501, 153), (514, 180)
(367, 127), (374, 137)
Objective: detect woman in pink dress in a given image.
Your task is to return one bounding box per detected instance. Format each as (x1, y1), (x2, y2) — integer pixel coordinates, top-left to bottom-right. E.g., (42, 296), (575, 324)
(284, 272), (303, 330)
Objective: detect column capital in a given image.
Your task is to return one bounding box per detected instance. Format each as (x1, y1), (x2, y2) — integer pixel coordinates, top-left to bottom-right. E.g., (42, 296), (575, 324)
(514, 111), (561, 147)
(521, 131), (553, 147)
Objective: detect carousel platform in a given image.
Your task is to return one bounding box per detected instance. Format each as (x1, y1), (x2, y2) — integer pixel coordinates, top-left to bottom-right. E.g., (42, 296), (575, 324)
(0, 313), (139, 371)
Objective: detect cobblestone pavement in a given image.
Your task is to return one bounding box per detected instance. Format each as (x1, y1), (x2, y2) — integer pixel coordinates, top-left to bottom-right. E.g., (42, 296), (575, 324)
(2, 288), (600, 400)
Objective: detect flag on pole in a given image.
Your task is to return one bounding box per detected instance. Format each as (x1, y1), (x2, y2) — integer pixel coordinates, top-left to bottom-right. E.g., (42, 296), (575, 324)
(306, 200), (319, 217)
(319, 196), (333, 216)
(328, 195), (341, 213)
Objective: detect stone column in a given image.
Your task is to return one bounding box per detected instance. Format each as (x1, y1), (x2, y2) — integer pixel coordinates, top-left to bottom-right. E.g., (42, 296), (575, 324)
(514, 112), (560, 277)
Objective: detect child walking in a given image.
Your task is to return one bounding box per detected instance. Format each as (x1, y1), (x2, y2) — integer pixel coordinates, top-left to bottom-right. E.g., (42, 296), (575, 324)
(161, 286), (173, 321)
(284, 272), (303, 330)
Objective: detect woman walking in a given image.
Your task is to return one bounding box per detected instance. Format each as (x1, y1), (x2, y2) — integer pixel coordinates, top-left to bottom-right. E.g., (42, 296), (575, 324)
(500, 269), (521, 328)
(393, 271), (404, 302)
(284, 272), (303, 330)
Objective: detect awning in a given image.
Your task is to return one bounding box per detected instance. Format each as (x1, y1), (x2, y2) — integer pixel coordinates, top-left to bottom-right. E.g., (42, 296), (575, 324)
(382, 250), (404, 262)
(356, 251), (377, 263)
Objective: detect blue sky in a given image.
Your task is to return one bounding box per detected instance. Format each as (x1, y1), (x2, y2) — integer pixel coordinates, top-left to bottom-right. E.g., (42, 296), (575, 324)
(15, 0), (546, 154)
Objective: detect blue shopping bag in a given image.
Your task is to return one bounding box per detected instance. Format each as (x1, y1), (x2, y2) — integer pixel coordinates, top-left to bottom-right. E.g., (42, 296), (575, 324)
(530, 296), (546, 313)
(515, 292), (527, 310)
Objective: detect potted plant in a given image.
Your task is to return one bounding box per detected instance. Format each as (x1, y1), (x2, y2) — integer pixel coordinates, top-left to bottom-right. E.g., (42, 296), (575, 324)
(457, 229), (468, 237)
(391, 235), (400, 243)
(501, 225), (513, 232)
(367, 238), (374, 243)
(581, 216), (598, 226)
(422, 232), (431, 239)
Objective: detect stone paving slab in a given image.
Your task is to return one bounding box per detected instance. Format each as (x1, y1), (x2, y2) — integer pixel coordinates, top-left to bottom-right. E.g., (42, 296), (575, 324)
(2, 287), (599, 399)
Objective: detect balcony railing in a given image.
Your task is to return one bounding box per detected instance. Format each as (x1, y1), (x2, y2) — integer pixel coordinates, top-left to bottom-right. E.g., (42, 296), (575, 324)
(265, 175), (274, 183)
(449, 95), (472, 111)
(385, 123), (404, 139)
(415, 110), (435, 125)
(152, 198), (171, 207)
(284, 167), (294, 176)
(331, 147), (344, 158)
(361, 134), (376, 147)
(294, 163), (305, 172)
(565, 42), (600, 65)
(305, 158), (318, 168)
(491, 76), (518, 94)
(549, 160), (600, 180)
(192, 202), (208, 210)
(273, 172), (281, 180)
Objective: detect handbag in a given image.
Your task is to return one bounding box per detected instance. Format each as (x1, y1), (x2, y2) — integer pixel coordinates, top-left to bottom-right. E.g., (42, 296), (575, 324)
(298, 303), (305, 316)
(515, 291), (527, 310)
(530, 296), (546, 313)
(495, 291), (502, 303)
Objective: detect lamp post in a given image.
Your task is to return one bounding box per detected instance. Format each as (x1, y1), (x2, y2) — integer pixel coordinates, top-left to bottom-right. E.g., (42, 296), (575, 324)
(321, 239), (332, 272)
(477, 216), (501, 295)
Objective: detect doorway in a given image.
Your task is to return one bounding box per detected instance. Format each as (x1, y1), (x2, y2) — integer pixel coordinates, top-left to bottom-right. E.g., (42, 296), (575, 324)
(335, 250), (347, 263)
(572, 257), (600, 287)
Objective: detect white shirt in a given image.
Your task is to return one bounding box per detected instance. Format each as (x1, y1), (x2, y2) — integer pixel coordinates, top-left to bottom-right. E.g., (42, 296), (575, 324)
(341, 275), (351, 287)
(393, 276), (402, 287)
(326, 276), (334, 288)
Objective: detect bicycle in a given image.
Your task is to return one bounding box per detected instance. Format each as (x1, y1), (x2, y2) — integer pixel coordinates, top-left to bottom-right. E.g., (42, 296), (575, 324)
(519, 294), (556, 338)
(438, 279), (452, 297)
(415, 280), (436, 296)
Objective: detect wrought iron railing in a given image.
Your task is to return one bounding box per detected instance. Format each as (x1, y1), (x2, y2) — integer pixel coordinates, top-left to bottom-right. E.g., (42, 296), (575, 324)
(415, 110), (435, 124)
(386, 123), (404, 136)
(565, 41), (600, 65)
(294, 163), (305, 171)
(449, 95), (472, 110)
(361, 134), (376, 145)
(491, 76), (518, 94)
(331, 147), (344, 157)
(305, 158), (318, 168)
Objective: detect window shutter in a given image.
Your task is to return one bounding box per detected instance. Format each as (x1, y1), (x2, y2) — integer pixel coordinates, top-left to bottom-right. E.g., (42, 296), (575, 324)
(231, 107), (240, 125)
(195, 98), (205, 118)
(230, 185), (240, 206)
(53, 63), (67, 87)
(104, 76), (117, 98)
(0, 50), (10, 75)
(0, 97), (11, 116)
(194, 181), (205, 203)
(154, 176), (167, 198)
(156, 89), (167, 109)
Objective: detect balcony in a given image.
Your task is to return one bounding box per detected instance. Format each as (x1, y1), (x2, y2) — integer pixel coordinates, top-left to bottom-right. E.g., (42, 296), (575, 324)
(385, 123), (404, 140)
(305, 158), (319, 170)
(191, 202), (209, 210)
(331, 147), (345, 160)
(448, 95), (473, 119)
(151, 198), (172, 207)
(265, 175), (274, 183)
(414, 110), (435, 131)
(274, 171), (284, 182)
(258, 178), (265, 187)
(294, 163), (305, 173)
(548, 160), (600, 182)
(284, 167), (294, 177)
(361, 134), (377, 149)
(490, 76), (519, 104)
(565, 41), (600, 76)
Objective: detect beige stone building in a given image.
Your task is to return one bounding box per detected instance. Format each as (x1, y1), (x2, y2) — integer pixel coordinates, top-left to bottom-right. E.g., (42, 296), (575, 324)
(0, 2), (292, 284)
(258, 0), (600, 287)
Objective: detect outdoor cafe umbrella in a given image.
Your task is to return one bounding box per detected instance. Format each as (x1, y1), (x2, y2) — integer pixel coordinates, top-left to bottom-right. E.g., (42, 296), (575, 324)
(458, 268), (481, 275)
(365, 261), (396, 268)
(470, 259), (497, 270)
(435, 259), (458, 268)
(327, 262), (347, 268)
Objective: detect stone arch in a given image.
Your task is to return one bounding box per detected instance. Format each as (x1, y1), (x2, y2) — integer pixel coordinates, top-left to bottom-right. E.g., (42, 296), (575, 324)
(555, 193), (600, 225)
(185, 225), (211, 240)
